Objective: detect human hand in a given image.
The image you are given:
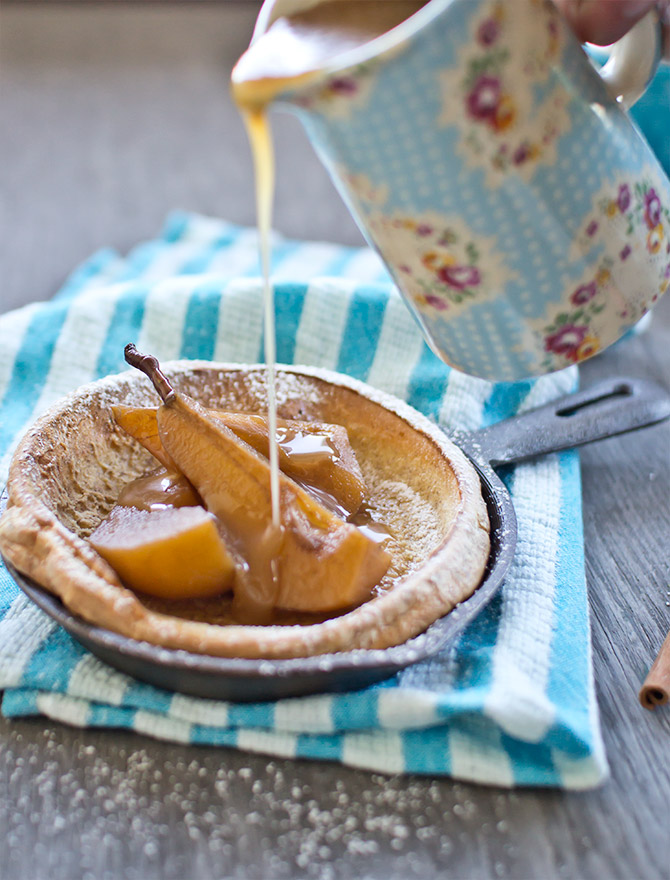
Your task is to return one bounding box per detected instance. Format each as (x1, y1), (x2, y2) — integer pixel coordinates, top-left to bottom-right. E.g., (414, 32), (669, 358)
(555, 0), (669, 53)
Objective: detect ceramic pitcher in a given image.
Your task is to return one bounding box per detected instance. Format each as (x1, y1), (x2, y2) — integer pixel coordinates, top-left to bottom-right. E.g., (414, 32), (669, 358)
(249, 0), (669, 380)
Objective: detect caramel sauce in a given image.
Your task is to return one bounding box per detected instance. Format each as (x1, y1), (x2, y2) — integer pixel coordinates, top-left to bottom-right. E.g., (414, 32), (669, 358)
(117, 468), (200, 511)
(232, 0), (426, 535)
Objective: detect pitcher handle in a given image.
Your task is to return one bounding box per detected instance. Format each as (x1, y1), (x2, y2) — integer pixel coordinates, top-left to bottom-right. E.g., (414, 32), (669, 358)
(598, 8), (663, 106)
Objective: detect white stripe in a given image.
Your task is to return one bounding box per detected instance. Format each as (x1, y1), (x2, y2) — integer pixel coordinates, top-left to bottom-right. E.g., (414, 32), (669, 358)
(483, 456), (561, 742)
(438, 370), (493, 433)
(552, 749), (609, 790)
(67, 654), (129, 706)
(365, 293), (425, 398)
(521, 368), (578, 411)
(31, 286), (125, 410)
(136, 276), (197, 361)
(133, 222), (229, 283)
(272, 243), (344, 282)
(292, 278), (356, 368)
(169, 693), (229, 728)
(75, 255), (128, 295)
(236, 728), (298, 758)
(273, 695), (335, 733)
(204, 228), (263, 276)
(213, 279), (265, 363)
(376, 688), (439, 730)
(337, 248), (387, 282)
(133, 710), (193, 743)
(0, 595), (57, 687)
(36, 692), (91, 727)
(0, 303), (42, 401)
(342, 731), (405, 774)
(0, 286), (126, 480)
(448, 721), (514, 787)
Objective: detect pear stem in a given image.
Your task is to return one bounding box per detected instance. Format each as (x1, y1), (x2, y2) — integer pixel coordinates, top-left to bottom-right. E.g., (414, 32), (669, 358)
(124, 343), (176, 404)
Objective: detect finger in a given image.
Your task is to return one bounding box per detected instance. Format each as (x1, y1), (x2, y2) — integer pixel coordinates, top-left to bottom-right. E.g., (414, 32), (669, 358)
(555, 0), (656, 44)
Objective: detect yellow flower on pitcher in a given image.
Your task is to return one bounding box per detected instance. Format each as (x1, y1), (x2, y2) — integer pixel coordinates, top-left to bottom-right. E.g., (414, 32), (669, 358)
(493, 94), (516, 132)
(647, 224), (664, 254)
(596, 267), (611, 286)
(575, 335), (600, 360)
(422, 250), (456, 272)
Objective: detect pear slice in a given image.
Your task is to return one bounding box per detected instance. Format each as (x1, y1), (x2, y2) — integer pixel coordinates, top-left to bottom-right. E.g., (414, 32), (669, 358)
(111, 404), (174, 470)
(112, 405), (366, 516)
(89, 505), (235, 600)
(123, 345), (390, 616)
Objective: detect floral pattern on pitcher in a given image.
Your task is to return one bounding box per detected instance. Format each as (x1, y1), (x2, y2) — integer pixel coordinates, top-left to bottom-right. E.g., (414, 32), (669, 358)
(536, 169), (670, 370)
(293, 60), (380, 120)
(367, 209), (516, 318)
(342, 170), (389, 207)
(437, 0), (571, 186)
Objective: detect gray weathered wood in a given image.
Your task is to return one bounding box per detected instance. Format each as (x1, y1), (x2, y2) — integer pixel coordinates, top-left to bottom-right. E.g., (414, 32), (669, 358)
(1, 4), (669, 879)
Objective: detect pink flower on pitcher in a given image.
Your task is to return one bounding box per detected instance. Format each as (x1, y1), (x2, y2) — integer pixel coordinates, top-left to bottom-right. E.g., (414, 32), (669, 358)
(329, 77), (358, 96)
(466, 75), (501, 122)
(586, 220), (599, 237)
(644, 188), (662, 229)
(477, 18), (499, 46)
(423, 294), (448, 311)
(513, 142), (532, 165)
(415, 224), (434, 237)
(617, 183), (631, 213)
(570, 282), (597, 305)
(437, 264), (481, 290)
(544, 324), (588, 359)
(620, 244), (632, 261)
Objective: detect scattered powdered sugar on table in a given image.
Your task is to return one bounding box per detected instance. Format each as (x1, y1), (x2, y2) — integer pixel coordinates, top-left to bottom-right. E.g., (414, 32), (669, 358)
(0, 721), (528, 879)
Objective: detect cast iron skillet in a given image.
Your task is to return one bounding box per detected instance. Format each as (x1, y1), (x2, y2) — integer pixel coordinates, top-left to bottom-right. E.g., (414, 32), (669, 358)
(3, 376), (670, 701)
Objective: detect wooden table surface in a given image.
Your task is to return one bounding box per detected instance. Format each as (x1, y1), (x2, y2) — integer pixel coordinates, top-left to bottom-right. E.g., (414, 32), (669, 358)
(1, 4), (669, 879)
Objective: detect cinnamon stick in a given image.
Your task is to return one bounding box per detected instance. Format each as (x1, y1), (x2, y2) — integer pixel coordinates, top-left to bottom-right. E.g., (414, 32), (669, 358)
(639, 628), (670, 710)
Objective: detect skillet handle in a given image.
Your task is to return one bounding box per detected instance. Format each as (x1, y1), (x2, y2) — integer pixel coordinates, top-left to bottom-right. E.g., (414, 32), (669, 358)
(471, 377), (670, 468)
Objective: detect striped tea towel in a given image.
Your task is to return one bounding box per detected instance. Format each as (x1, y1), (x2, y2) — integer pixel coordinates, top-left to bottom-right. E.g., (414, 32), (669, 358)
(0, 212), (608, 788)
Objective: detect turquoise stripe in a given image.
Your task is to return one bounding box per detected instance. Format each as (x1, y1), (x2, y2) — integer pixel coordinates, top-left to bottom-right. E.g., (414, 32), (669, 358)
(501, 733), (560, 786)
(123, 681), (174, 713)
(23, 628), (85, 691)
(259, 282), (308, 365)
(543, 450), (593, 756)
(481, 379), (534, 427)
(95, 286), (147, 379)
(406, 342), (450, 419)
(335, 285), (389, 379)
(0, 300), (72, 458)
(0, 567), (19, 611)
(191, 725), (239, 747)
(88, 704), (136, 727)
(439, 593), (503, 701)
(402, 727), (451, 774)
(54, 248), (120, 302)
(161, 211), (191, 244)
(1, 688), (40, 717)
(227, 701), (275, 729)
(296, 733), (343, 761)
(330, 690), (378, 731)
(180, 281), (225, 361)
